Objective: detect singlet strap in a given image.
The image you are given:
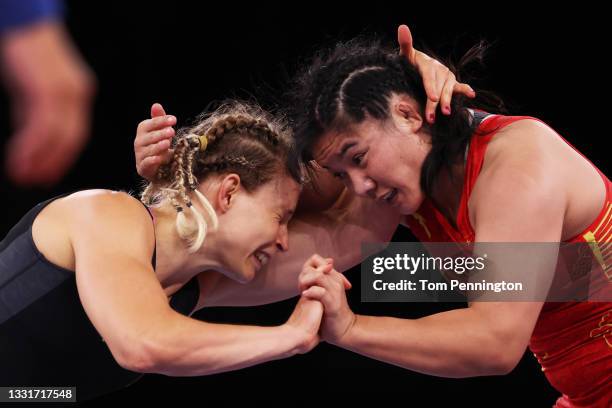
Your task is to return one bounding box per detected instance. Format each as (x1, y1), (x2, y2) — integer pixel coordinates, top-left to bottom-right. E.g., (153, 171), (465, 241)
(138, 201), (157, 270)
(472, 110), (492, 126)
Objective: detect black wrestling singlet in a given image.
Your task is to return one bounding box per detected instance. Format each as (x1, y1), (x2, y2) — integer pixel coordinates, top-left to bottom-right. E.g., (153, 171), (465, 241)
(0, 193), (199, 402)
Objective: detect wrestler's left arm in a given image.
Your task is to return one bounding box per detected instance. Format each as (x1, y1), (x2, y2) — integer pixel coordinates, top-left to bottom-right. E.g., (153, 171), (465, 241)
(300, 122), (565, 377)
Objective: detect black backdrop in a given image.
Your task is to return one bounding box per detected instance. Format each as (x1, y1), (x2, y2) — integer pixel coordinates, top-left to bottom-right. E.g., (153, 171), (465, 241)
(0, 3), (607, 407)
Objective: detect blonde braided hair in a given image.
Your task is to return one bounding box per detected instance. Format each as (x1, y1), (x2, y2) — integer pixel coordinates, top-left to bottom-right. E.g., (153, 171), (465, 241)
(141, 100), (302, 253)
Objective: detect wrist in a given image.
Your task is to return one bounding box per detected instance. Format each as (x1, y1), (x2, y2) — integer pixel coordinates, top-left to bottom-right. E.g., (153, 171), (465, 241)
(278, 323), (307, 358)
(328, 312), (358, 347)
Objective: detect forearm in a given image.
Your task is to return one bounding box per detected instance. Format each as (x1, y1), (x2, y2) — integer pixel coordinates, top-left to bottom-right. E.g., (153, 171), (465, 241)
(201, 192), (400, 308)
(336, 308), (513, 378)
(148, 312), (299, 376)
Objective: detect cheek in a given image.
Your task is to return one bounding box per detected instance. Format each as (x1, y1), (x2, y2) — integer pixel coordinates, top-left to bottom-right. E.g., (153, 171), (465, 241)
(367, 153), (412, 191)
(243, 216), (278, 246)
(393, 149), (423, 189)
(387, 134), (424, 170)
(265, 223), (281, 242)
(223, 220), (260, 255)
(378, 148), (424, 205)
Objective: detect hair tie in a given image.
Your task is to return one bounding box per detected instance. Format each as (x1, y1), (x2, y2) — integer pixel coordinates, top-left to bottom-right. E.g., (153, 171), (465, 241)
(198, 135), (208, 151)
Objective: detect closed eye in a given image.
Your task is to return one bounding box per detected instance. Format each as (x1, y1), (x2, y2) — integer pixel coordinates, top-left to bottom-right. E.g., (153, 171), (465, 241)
(353, 152), (366, 165)
(278, 210), (294, 224)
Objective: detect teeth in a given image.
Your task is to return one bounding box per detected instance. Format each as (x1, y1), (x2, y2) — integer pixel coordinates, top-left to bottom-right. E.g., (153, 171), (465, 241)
(255, 251), (269, 267)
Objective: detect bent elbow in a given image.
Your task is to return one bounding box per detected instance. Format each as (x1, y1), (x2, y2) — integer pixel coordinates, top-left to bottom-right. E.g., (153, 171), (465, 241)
(483, 346), (523, 376)
(111, 337), (170, 374)
(475, 322), (529, 376)
(116, 352), (156, 374)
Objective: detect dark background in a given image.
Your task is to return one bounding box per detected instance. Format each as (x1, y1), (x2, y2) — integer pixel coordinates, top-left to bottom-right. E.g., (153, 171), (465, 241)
(0, 3), (607, 407)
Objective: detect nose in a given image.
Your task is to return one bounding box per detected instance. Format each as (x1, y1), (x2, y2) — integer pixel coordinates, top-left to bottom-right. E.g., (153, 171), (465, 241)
(350, 170), (376, 197)
(276, 224), (289, 252)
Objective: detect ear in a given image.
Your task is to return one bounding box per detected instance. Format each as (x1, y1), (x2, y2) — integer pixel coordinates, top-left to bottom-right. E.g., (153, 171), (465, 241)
(216, 174), (241, 213)
(393, 95), (425, 134)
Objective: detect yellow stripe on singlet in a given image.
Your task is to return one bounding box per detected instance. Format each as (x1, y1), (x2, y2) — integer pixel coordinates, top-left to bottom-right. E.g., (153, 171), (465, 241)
(582, 201), (612, 279)
(593, 202), (612, 235)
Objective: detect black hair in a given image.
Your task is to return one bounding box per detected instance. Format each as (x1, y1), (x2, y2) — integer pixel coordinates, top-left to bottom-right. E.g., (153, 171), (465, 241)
(288, 36), (506, 198)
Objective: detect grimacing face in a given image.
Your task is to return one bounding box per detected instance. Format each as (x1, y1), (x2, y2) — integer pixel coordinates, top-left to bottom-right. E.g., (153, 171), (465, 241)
(213, 174), (301, 283)
(313, 95), (431, 215)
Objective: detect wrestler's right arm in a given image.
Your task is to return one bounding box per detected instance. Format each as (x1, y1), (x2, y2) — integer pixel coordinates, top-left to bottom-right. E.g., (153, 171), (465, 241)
(63, 190), (322, 375)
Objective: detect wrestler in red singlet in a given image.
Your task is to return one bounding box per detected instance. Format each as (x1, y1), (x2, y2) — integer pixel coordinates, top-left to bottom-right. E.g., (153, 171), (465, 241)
(404, 114), (612, 407)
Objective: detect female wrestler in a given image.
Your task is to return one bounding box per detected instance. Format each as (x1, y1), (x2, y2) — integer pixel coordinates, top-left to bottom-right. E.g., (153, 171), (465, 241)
(135, 27), (611, 407)
(0, 100), (336, 402)
(289, 38), (611, 407)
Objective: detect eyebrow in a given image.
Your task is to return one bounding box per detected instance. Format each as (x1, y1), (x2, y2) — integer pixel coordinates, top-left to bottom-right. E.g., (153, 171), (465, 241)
(320, 141), (357, 170)
(339, 142), (357, 158)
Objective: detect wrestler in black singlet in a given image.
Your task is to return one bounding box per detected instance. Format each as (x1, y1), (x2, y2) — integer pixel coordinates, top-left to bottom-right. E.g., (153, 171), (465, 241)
(0, 192), (199, 401)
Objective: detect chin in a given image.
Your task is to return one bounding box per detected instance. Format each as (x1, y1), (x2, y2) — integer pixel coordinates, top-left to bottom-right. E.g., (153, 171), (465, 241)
(241, 272), (256, 284)
(238, 262), (257, 283)
(233, 273), (254, 284)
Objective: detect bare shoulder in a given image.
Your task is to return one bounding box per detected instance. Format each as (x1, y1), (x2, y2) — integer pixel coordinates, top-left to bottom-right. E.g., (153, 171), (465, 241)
(476, 118), (570, 197)
(485, 118), (607, 241)
(33, 189), (155, 271)
(48, 189), (146, 227)
(62, 190), (155, 261)
(471, 119), (568, 231)
(484, 118), (560, 166)
(479, 116), (604, 202)
(63, 189), (148, 216)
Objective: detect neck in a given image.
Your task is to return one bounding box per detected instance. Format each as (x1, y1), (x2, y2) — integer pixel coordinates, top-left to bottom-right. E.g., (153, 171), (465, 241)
(428, 111), (474, 228)
(430, 154), (468, 229)
(149, 205), (224, 294)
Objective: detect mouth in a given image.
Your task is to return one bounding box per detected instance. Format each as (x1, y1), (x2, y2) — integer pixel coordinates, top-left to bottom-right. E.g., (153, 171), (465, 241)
(379, 188), (398, 206)
(251, 250), (271, 272)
